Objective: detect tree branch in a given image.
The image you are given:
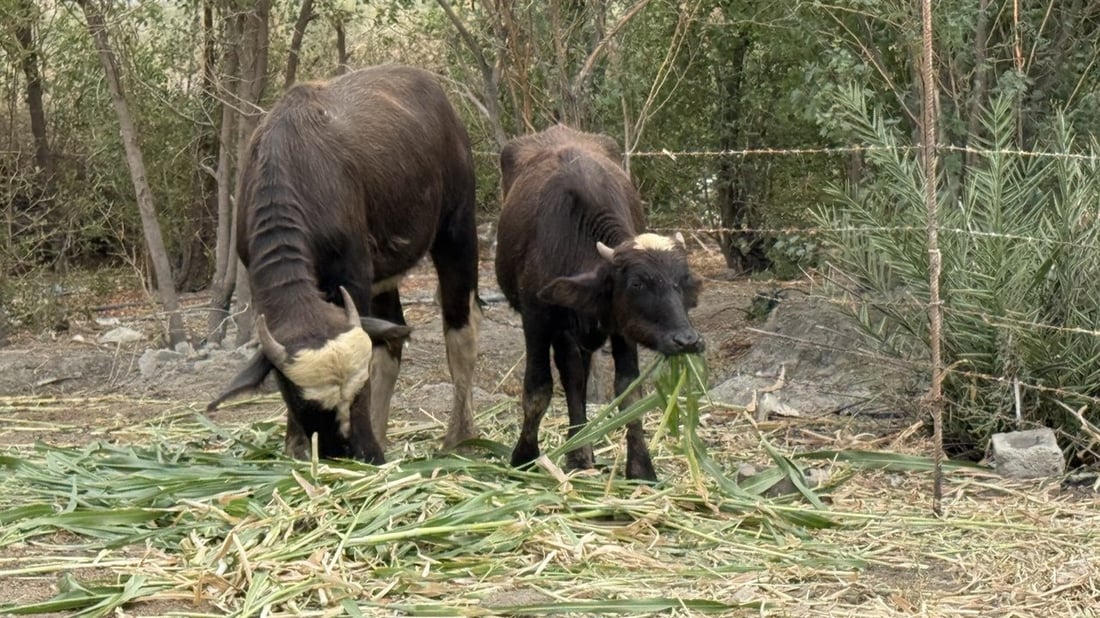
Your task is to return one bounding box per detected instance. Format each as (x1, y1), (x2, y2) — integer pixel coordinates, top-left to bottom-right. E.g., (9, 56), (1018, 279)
(284, 0), (315, 89)
(573, 0), (653, 96)
(435, 0), (492, 79)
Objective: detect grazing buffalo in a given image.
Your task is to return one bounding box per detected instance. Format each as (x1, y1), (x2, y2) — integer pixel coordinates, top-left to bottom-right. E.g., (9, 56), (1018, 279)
(495, 124), (704, 481)
(208, 65), (481, 463)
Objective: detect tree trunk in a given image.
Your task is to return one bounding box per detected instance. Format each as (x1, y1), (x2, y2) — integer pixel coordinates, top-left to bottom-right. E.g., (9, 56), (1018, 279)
(204, 9), (242, 345)
(335, 19), (349, 75)
(963, 0), (990, 176)
(549, 0), (578, 125)
(79, 0), (188, 346)
(233, 259), (253, 346)
(495, 0), (534, 133)
(713, 31), (770, 274)
(436, 0), (507, 147)
(177, 2), (219, 292)
(284, 0), (314, 88)
(14, 0), (59, 265)
(232, 0), (271, 346)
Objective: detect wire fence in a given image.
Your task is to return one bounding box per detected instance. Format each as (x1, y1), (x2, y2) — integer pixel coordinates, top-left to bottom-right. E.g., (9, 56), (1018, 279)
(432, 100), (1090, 499)
(474, 144), (1100, 161)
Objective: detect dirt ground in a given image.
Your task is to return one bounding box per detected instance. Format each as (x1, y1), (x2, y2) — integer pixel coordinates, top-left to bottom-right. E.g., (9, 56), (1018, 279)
(0, 245), (910, 451)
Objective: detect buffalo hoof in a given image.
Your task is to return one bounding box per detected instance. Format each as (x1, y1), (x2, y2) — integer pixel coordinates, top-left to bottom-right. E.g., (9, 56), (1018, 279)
(565, 445), (595, 471)
(442, 424), (479, 452)
(353, 449), (386, 466)
(510, 442), (540, 469)
(625, 454), (658, 482)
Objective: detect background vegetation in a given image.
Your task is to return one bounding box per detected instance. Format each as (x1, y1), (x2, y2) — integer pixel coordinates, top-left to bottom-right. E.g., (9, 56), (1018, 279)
(2, 1), (1099, 454)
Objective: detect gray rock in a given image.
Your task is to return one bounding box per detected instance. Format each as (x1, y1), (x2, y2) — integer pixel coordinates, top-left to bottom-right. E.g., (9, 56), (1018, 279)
(98, 326), (144, 345)
(736, 462), (830, 498)
(138, 348), (185, 378)
(992, 428), (1065, 479)
(706, 295), (916, 417)
(138, 349), (159, 378)
(156, 349), (184, 363)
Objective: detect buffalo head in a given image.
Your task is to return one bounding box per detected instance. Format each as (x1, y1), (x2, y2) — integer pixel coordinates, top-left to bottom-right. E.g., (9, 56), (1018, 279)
(209, 287), (411, 442)
(538, 232), (704, 356)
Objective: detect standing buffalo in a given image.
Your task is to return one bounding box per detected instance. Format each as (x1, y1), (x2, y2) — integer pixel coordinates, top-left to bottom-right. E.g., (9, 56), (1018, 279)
(209, 65), (481, 463)
(495, 124), (704, 481)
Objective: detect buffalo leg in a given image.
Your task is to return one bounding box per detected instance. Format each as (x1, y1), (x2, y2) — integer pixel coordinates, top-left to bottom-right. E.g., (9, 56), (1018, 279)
(553, 333), (595, 471)
(511, 315), (553, 468)
(431, 213), (481, 450)
(611, 335), (657, 481)
(367, 289), (406, 447)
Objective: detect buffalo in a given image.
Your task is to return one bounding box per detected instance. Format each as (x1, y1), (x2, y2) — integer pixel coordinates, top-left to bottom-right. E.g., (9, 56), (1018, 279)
(209, 65), (481, 463)
(495, 124), (704, 481)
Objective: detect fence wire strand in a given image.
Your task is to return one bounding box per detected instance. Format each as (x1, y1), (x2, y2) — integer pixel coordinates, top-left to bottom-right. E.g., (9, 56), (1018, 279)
(474, 144), (1100, 161)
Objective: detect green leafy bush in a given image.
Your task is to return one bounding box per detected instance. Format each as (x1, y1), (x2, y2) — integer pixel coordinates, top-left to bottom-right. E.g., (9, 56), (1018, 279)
(818, 87), (1100, 460)
(766, 232), (823, 280)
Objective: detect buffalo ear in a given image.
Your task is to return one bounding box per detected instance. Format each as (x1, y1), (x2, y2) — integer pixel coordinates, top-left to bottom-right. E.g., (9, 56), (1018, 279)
(361, 317), (412, 344)
(538, 270), (609, 315)
(207, 351), (273, 411)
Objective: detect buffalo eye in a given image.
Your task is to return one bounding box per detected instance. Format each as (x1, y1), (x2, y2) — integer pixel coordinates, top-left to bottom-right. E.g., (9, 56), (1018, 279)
(628, 274), (654, 291)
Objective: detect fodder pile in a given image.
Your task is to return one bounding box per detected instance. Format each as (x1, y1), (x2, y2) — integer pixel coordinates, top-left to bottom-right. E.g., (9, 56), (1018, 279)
(1, 358), (1098, 616)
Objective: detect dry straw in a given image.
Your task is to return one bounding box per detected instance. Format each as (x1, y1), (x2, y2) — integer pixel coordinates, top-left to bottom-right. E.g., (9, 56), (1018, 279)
(1, 357), (1098, 616)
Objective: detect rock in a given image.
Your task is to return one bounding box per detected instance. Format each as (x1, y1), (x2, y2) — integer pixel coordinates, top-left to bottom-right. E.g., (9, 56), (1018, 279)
(736, 462), (830, 498)
(138, 349), (158, 378)
(156, 349), (184, 363)
(138, 348), (185, 378)
(707, 295), (915, 417)
(174, 341), (194, 355)
(758, 392), (801, 418)
(98, 326), (144, 345)
(992, 428), (1065, 479)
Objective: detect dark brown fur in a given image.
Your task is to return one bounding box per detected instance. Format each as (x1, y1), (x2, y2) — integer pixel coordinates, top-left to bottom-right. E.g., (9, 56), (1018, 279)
(496, 125), (703, 481)
(210, 65), (480, 462)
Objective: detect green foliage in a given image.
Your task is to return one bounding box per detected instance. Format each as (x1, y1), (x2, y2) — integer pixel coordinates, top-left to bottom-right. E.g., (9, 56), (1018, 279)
(766, 232), (823, 280)
(3, 0), (1099, 333)
(818, 86), (1100, 459)
(2, 3), (205, 269)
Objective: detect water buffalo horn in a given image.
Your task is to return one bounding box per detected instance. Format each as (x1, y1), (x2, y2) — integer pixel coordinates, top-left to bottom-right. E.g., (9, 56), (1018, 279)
(596, 241), (615, 262)
(255, 314), (289, 366)
(339, 286), (361, 328)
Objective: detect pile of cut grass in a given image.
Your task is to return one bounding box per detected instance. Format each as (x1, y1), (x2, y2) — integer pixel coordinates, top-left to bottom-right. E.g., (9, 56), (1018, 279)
(2, 356), (1097, 616)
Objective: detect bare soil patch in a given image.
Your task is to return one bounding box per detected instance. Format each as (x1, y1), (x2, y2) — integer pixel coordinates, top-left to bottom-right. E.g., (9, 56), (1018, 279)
(1, 249), (845, 450)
